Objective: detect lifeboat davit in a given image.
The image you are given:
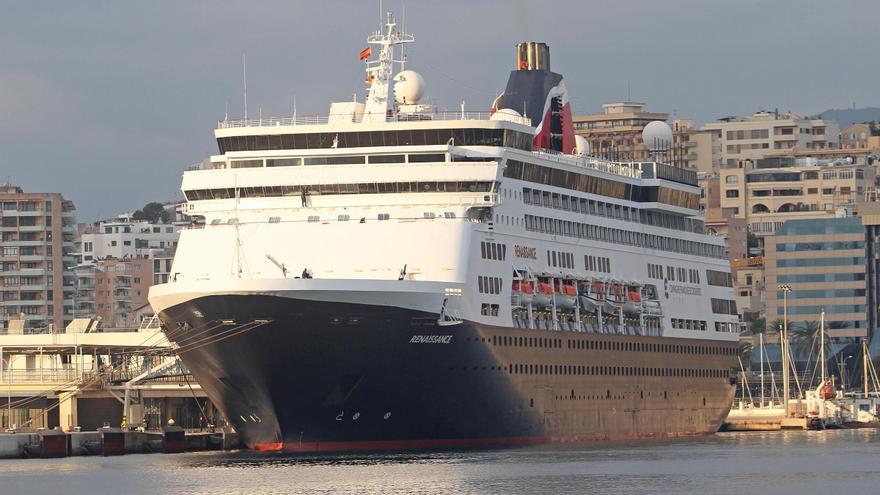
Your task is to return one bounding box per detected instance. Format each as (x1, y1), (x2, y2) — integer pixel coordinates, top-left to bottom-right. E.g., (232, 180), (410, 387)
(533, 282), (553, 308)
(511, 281), (534, 306)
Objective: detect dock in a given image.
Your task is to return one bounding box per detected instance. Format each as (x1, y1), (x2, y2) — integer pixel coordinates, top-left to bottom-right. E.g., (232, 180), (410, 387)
(0, 428), (241, 459)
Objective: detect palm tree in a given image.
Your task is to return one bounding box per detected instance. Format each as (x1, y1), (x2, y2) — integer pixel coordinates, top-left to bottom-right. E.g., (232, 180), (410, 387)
(790, 321), (820, 359)
(739, 341), (755, 370)
(750, 317), (766, 335)
(768, 318), (791, 336)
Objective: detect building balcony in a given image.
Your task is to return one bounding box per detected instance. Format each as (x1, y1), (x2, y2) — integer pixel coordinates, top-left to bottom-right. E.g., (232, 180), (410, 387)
(17, 226), (45, 233)
(19, 285), (45, 291)
(2, 240), (45, 247)
(0, 268), (44, 277)
(0, 210), (44, 217)
(0, 300), (45, 306)
(19, 255), (45, 262)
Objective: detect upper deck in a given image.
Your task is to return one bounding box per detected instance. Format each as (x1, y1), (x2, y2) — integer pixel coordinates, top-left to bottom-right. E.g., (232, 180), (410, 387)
(216, 111), (532, 131)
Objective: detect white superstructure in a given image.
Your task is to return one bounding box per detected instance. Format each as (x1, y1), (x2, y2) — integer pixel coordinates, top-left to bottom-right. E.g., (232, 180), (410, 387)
(149, 15), (739, 345)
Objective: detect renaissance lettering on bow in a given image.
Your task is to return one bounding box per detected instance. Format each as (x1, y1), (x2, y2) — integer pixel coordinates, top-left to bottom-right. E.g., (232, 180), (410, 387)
(409, 335), (453, 344)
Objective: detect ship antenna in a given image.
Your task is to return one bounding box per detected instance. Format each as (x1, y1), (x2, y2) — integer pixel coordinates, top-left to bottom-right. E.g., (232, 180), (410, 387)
(243, 53), (248, 119)
(361, 11), (414, 123)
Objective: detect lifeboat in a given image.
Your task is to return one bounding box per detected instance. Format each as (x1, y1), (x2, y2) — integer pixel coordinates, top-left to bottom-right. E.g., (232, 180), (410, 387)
(623, 288), (642, 316)
(578, 282), (597, 313)
(533, 282), (553, 308)
(603, 283), (621, 313)
(819, 380), (837, 401)
(555, 283), (577, 309)
(511, 280), (534, 306)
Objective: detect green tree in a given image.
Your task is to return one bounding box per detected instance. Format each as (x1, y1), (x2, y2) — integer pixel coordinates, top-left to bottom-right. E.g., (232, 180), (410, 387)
(750, 317), (766, 335)
(739, 341), (754, 370)
(768, 318), (791, 335)
(132, 202), (170, 223)
(790, 321), (820, 359)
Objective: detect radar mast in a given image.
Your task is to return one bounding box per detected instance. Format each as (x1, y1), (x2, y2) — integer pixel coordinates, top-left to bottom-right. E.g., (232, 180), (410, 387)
(362, 12), (414, 123)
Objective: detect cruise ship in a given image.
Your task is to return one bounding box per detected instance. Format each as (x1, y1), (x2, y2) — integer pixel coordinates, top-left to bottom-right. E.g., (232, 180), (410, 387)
(148, 15), (740, 452)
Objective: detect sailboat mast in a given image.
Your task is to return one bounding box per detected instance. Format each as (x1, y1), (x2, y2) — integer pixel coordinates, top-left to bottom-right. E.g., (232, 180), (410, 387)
(820, 310), (826, 383)
(864, 339), (869, 397)
(759, 333), (765, 408)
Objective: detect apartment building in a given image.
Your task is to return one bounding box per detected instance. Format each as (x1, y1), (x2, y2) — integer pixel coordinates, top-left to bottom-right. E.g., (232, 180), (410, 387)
(74, 258), (153, 328)
(731, 257), (765, 325)
(764, 217), (867, 342)
(719, 157), (874, 237)
(0, 184), (77, 332)
(572, 102), (669, 161)
(703, 111), (840, 168)
(80, 219), (181, 263)
(840, 123), (880, 151)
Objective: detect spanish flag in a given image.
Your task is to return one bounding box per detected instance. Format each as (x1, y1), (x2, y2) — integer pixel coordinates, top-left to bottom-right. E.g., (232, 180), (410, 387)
(359, 47), (372, 60)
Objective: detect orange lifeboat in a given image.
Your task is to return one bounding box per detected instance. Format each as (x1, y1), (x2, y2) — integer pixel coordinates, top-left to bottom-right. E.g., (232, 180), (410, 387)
(555, 283), (577, 309)
(819, 380), (837, 401)
(623, 288), (642, 316)
(512, 280), (535, 306)
(533, 282), (553, 307)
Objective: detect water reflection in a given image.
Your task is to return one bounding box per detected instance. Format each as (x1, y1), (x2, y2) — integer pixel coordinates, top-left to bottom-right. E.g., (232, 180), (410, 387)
(1, 430), (879, 495)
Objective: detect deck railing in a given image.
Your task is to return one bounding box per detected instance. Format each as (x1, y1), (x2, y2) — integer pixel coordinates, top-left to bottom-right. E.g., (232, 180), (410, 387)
(218, 111), (530, 129)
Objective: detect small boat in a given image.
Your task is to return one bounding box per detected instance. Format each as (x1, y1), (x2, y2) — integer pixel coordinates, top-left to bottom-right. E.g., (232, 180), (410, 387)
(511, 280), (534, 306)
(641, 285), (663, 316)
(578, 282), (597, 313)
(604, 283), (622, 314)
(533, 282), (553, 308)
(623, 287), (641, 316)
(555, 282), (577, 309)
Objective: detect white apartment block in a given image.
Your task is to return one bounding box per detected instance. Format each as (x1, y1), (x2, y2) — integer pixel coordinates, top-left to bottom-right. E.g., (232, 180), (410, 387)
(80, 220), (182, 263)
(702, 111), (840, 168)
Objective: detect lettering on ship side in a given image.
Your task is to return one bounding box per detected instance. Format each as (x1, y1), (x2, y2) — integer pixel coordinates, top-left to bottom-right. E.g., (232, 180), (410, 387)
(668, 285), (702, 296)
(409, 335), (453, 344)
(514, 245), (537, 260)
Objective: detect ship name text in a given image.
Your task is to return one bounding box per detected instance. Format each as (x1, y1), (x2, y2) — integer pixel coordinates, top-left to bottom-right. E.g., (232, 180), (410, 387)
(514, 245), (537, 260)
(409, 335), (453, 344)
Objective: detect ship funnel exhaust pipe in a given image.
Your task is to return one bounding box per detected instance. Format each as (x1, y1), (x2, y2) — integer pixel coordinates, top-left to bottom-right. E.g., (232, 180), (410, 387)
(516, 42), (550, 72)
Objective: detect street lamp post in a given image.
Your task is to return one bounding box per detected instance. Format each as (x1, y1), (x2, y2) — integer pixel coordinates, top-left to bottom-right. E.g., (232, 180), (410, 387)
(778, 284), (792, 416)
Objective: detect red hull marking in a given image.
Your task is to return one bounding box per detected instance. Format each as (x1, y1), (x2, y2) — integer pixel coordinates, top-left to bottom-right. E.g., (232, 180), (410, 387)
(254, 431), (716, 453)
(251, 442), (283, 452)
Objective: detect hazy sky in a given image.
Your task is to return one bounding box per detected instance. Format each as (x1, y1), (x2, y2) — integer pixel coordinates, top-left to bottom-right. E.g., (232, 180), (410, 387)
(1, 1), (877, 221)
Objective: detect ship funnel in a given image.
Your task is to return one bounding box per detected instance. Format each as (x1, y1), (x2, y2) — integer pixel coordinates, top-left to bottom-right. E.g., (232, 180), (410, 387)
(516, 42), (550, 72)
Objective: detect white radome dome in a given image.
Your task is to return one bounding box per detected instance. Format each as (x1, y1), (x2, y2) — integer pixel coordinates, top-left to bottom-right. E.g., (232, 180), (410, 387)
(393, 70), (425, 104)
(490, 108), (522, 122)
(575, 135), (590, 155)
(642, 120), (673, 151)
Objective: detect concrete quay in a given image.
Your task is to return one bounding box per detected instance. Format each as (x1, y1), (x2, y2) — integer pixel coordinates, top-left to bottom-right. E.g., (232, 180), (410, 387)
(0, 429), (241, 459)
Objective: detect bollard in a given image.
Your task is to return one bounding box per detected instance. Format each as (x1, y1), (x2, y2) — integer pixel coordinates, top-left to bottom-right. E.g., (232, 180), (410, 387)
(38, 428), (69, 458)
(99, 427), (126, 456)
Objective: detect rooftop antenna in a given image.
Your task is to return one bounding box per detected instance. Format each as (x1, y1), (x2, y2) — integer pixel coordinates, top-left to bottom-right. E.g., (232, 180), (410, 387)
(224, 101), (228, 120)
(243, 54), (248, 119)
(292, 94), (297, 121)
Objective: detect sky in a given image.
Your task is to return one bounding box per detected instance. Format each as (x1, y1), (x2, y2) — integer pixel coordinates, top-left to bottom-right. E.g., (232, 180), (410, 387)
(1, 0), (878, 222)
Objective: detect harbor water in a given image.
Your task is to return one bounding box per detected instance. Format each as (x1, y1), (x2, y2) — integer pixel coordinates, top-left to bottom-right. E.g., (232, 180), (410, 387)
(1, 430), (879, 494)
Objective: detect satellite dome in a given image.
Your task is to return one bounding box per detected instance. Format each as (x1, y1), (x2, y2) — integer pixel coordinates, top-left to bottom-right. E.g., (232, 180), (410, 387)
(490, 108), (522, 122)
(393, 70), (425, 104)
(575, 135), (590, 155)
(642, 121), (673, 151)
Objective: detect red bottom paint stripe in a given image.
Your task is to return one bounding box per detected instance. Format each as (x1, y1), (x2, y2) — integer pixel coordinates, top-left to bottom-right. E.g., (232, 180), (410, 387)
(250, 431), (715, 453)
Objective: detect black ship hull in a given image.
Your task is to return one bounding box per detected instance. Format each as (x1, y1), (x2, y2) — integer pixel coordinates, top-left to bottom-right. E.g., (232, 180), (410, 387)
(159, 294), (738, 452)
